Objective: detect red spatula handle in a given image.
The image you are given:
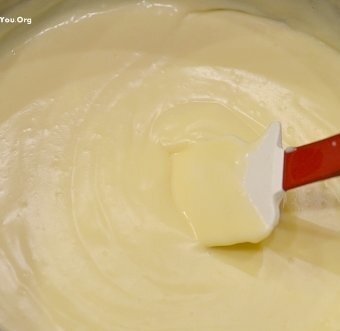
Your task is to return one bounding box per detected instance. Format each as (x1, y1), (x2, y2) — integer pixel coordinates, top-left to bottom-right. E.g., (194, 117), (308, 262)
(283, 133), (340, 191)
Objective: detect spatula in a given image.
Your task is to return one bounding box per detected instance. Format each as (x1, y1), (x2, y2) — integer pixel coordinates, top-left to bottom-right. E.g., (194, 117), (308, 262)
(245, 122), (340, 231)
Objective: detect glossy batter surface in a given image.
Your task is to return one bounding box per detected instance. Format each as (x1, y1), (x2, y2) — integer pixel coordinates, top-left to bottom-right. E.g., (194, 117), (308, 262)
(1, 1), (340, 330)
(172, 138), (268, 246)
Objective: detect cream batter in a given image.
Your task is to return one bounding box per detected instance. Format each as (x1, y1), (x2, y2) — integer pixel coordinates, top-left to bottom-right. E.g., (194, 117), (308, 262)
(171, 138), (268, 246)
(1, 0), (340, 330)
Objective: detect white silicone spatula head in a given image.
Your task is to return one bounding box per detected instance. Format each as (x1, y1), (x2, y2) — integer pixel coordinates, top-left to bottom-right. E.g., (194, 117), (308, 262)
(245, 122), (284, 231)
(245, 122), (340, 234)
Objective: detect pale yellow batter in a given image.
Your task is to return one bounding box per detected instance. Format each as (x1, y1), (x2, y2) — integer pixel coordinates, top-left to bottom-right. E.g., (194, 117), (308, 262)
(1, 0), (340, 330)
(172, 138), (268, 246)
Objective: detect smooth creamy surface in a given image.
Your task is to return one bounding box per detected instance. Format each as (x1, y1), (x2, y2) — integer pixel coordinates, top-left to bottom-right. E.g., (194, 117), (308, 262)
(172, 138), (268, 246)
(1, 1), (340, 330)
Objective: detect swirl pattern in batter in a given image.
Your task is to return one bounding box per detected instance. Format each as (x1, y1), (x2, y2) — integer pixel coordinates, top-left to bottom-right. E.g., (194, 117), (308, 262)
(0, 1), (340, 330)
